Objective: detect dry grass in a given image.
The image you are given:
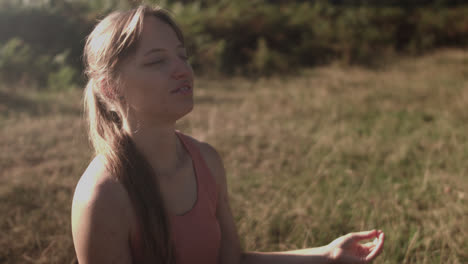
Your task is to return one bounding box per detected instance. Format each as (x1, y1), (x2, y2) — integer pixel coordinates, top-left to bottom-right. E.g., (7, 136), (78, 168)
(1, 49), (467, 263)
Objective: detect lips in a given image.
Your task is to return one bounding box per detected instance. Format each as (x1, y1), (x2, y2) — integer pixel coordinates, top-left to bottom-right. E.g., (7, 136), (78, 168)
(171, 82), (192, 94)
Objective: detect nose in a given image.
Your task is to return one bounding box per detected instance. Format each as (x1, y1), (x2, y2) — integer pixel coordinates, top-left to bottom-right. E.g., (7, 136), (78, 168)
(171, 57), (192, 80)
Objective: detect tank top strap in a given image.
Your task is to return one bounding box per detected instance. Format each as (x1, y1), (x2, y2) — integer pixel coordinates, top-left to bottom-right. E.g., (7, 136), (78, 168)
(175, 131), (218, 207)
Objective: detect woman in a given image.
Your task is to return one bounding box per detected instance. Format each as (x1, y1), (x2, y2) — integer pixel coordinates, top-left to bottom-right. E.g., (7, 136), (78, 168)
(71, 5), (385, 264)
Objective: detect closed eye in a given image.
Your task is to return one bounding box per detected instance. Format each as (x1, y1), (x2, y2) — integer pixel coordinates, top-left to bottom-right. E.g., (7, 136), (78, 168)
(145, 59), (165, 66)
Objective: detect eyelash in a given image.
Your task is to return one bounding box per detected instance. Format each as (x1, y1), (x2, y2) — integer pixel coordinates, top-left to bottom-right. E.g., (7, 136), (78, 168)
(145, 55), (189, 66)
(146, 60), (164, 66)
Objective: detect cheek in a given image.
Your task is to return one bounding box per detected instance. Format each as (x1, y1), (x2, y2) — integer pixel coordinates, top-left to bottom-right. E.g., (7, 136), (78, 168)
(125, 73), (169, 109)
(137, 70), (164, 89)
(137, 68), (170, 91)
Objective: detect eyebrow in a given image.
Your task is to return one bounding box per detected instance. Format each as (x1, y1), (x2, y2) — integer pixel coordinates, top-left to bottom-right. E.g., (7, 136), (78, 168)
(144, 44), (185, 56)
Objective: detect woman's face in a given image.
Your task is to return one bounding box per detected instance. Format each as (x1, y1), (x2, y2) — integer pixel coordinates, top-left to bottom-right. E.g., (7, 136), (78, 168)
(118, 15), (194, 124)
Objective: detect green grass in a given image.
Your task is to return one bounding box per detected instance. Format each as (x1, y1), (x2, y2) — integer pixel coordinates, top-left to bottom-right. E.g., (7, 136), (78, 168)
(1, 49), (467, 263)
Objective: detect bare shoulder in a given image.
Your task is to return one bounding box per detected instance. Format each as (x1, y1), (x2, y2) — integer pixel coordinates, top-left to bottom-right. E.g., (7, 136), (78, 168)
(71, 155), (134, 263)
(72, 155), (130, 210)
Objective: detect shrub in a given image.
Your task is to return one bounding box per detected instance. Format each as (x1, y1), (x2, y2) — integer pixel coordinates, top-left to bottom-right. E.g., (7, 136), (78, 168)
(0, 38), (80, 89)
(47, 66), (79, 91)
(1, 0), (468, 82)
(0, 38), (54, 86)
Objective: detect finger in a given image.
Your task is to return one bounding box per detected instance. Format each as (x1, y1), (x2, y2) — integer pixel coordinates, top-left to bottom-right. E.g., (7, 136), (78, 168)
(362, 242), (375, 249)
(362, 238), (379, 249)
(365, 232), (385, 262)
(349, 230), (378, 241)
(376, 230), (384, 237)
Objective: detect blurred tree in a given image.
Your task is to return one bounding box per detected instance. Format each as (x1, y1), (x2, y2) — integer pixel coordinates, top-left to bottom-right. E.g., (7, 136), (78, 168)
(86, 0), (131, 12)
(0, 0), (467, 85)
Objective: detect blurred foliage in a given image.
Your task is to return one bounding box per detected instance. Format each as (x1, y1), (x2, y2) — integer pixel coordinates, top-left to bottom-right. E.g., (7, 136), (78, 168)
(0, 0), (467, 88)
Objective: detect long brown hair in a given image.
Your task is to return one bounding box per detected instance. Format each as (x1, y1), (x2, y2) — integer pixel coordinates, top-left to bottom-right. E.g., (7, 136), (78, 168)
(83, 5), (184, 263)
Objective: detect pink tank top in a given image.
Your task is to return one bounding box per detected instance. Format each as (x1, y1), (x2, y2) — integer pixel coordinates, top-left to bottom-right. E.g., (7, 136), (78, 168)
(130, 131), (221, 264)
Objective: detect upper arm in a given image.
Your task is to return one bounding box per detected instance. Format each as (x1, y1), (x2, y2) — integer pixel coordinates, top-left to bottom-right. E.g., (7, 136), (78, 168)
(198, 142), (242, 264)
(71, 161), (133, 264)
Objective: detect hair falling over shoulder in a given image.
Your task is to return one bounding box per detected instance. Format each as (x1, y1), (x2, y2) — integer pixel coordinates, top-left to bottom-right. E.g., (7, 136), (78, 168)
(82, 5), (184, 264)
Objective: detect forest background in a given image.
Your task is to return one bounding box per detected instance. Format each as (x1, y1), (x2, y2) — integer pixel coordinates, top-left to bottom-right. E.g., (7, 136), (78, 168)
(0, 0), (467, 263)
(1, 0), (468, 87)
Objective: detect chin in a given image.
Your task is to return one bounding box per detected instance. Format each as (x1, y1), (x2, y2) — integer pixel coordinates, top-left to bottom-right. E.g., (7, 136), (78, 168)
(174, 103), (194, 121)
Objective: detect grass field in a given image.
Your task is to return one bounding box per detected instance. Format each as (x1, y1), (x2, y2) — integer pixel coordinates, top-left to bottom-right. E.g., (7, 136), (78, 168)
(0, 49), (467, 263)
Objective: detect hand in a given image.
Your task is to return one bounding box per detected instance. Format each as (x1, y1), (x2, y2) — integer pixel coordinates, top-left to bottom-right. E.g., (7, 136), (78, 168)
(326, 230), (385, 264)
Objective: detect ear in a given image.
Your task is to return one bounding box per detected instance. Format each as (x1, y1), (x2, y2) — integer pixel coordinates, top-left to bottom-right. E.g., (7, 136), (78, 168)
(100, 78), (116, 99)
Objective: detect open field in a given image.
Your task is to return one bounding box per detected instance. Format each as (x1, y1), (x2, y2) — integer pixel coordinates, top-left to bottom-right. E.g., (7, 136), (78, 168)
(0, 49), (467, 263)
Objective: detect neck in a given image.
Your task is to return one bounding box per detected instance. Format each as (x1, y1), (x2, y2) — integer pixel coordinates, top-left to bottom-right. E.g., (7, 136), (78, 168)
(123, 117), (184, 179)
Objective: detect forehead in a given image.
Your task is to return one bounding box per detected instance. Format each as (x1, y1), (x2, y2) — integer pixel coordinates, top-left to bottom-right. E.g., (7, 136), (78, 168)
(137, 16), (181, 53)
